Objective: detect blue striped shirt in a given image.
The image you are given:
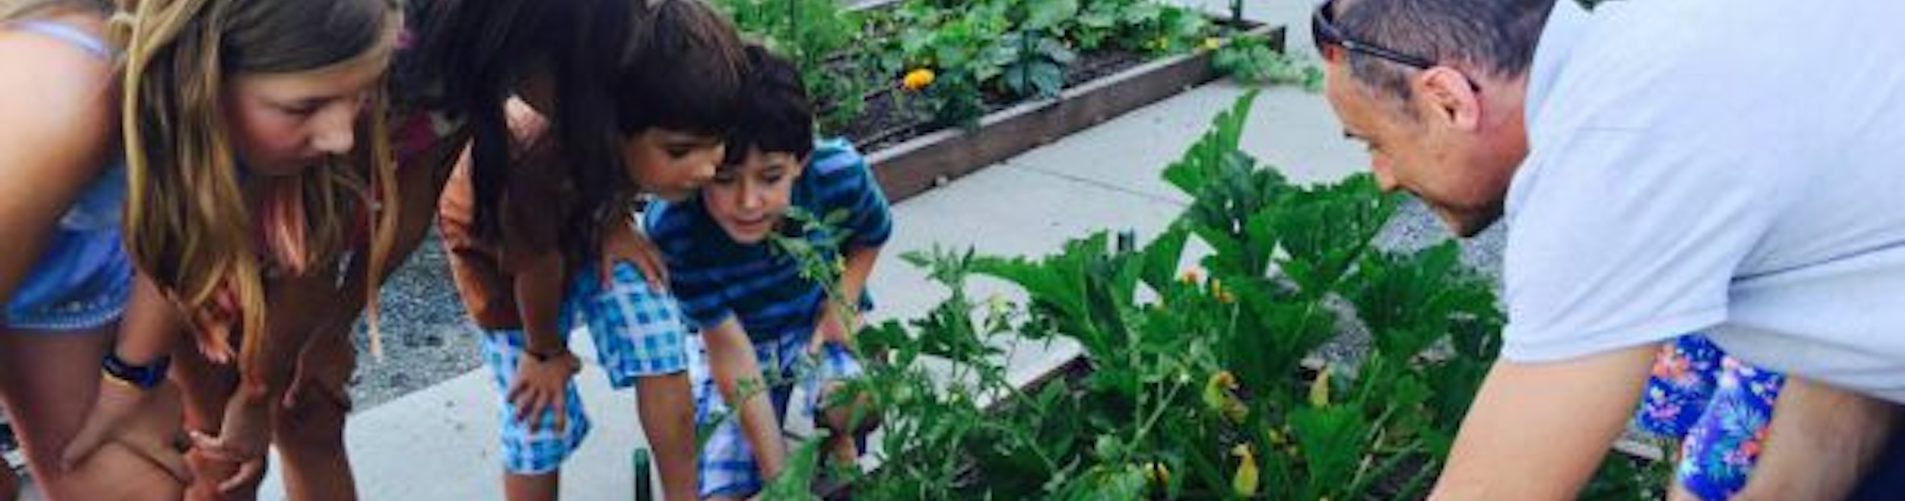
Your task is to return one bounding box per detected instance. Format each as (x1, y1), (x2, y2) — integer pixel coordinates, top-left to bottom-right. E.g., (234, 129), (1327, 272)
(645, 139), (893, 343)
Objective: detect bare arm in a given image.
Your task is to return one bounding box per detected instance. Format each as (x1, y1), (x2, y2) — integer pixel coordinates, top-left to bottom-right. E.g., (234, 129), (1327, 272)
(705, 317), (789, 478)
(1736, 376), (1901, 500)
(0, 26), (115, 304)
(812, 245), (883, 351)
(834, 245), (881, 318)
(1430, 344), (1658, 500)
(512, 249), (569, 355)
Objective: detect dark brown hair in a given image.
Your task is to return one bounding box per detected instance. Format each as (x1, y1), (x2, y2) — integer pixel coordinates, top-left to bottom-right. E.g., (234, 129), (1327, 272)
(419, 0), (746, 267)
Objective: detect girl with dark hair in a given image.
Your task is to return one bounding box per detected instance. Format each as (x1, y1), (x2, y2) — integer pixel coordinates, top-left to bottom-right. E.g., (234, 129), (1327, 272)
(416, 0), (745, 499)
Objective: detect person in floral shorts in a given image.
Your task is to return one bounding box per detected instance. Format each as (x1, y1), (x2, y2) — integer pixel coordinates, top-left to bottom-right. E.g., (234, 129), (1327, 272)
(1633, 335), (1787, 500)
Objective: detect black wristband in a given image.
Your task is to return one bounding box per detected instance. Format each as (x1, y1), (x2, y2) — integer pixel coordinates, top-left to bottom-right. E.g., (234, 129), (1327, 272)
(524, 346), (569, 363)
(102, 351), (171, 390)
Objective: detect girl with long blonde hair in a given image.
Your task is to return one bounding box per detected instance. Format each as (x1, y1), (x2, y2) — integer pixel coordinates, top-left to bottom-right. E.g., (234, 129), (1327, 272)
(105, 0), (402, 498)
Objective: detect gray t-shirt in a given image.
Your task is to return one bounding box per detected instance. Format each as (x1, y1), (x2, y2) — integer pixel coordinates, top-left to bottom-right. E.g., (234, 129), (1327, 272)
(1502, 0), (1905, 402)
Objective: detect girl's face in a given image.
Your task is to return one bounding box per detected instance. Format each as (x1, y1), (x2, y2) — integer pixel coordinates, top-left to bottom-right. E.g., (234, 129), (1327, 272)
(224, 29), (395, 177)
(623, 128), (724, 203)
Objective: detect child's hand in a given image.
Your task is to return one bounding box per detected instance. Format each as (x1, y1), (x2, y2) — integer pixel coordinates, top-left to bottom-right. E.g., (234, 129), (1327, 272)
(190, 391), (274, 493)
(62, 379), (191, 482)
(600, 220), (668, 291)
(507, 349), (581, 429)
(809, 305), (860, 355)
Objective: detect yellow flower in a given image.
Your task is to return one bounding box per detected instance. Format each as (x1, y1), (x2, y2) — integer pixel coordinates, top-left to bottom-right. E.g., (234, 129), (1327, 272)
(1203, 371), (1248, 423)
(1144, 462), (1171, 486)
(1203, 37), (1223, 51)
(1231, 444), (1260, 497)
(1309, 364), (1333, 407)
(902, 68), (936, 91)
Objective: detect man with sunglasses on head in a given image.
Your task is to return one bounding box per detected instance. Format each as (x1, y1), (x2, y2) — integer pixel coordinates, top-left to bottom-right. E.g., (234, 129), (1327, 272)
(1311, 0), (1905, 499)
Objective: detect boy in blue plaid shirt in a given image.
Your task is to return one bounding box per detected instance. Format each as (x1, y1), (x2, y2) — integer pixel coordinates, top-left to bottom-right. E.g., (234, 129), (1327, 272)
(646, 46), (893, 500)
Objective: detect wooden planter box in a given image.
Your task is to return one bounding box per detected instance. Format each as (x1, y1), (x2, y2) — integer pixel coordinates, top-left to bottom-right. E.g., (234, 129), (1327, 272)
(869, 23), (1287, 203)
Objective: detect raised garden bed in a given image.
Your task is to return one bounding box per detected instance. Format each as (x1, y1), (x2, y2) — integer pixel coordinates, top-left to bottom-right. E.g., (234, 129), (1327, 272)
(715, 0), (1287, 203)
(867, 23), (1285, 203)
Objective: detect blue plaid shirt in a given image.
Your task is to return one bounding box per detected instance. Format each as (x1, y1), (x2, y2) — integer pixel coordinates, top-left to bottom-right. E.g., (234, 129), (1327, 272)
(645, 138), (893, 343)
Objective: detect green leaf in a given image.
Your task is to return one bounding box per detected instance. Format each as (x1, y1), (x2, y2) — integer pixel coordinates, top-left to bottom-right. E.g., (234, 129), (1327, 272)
(1055, 465), (1148, 500)
(1138, 225), (1191, 293)
(1023, 0), (1079, 31)
(1029, 60), (1065, 97)
(759, 436), (824, 500)
(1289, 406), (1369, 499)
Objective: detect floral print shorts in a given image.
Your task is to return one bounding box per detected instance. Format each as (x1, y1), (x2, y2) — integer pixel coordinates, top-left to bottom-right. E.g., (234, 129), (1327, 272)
(1633, 335), (1786, 500)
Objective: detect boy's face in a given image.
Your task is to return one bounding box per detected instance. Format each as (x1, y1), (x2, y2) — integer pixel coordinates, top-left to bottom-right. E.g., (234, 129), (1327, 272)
(703, 147), (806, 245)
(623, 128), (725, 202)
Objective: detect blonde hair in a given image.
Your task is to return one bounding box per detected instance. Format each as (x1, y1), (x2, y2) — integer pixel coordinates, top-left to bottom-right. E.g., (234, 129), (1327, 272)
(119, 0), (400, 374)
(1, 0), (111, 21)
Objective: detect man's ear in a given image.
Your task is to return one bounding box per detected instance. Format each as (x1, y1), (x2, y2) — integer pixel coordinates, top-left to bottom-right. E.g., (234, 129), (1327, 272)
(1412, 66), (1482, 131)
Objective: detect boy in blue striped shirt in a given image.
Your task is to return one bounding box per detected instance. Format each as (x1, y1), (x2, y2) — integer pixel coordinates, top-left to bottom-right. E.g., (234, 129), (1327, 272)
(645, 46), (892, 500)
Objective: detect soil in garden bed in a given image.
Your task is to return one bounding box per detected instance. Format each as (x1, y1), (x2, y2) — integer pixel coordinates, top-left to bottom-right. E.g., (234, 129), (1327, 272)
(840, 48), (1151, 153)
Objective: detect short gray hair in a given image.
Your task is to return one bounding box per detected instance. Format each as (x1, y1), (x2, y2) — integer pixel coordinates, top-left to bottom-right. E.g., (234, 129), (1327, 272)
(1334, 0), (1557, 102)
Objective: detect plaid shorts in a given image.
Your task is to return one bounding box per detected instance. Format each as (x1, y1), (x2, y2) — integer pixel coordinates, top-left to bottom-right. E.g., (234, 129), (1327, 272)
(690, 331), (863, 498)
(571, 261), (692, 384)
(479, 262), (691, 474)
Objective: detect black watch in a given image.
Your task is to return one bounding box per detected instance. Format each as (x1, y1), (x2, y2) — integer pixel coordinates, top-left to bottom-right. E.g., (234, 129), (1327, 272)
(102, 351), (171, 390)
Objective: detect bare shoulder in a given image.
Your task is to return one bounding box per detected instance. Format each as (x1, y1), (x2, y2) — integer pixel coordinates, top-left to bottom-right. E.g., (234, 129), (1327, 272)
(0, 19), (117, 175)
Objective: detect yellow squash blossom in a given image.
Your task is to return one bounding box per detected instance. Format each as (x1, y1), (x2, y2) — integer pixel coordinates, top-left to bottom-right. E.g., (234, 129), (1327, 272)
(1232, 444), (1260, 497)
(1203, 371), (1248, 423)
(1144, 461), (1171, 486)
(1309, 364), (1333, 407)
(902, 68), (935, 91)
(1212, 278), (1236, 304)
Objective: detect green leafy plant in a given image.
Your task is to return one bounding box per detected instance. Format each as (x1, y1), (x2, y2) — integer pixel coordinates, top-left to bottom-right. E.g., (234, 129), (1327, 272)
(778, 90), (1673, 499)
(714, 0), (869, 133)
(1132, 5), (1213, 55)
(998, 0), (1079, 100)
(1212, 36), (1323, 90)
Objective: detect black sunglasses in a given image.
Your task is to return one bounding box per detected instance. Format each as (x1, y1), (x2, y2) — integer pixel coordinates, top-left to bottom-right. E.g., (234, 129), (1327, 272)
(1311, 1), (1436, 70)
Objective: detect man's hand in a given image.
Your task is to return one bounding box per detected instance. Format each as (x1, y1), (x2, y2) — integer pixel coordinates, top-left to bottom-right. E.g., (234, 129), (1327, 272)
(61, 380), (192, 482)
(507, 349), (581, 429)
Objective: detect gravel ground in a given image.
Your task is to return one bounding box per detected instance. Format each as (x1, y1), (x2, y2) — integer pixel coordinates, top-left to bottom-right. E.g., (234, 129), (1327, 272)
(1312, 196), (1508, 365)
(345, 229), (483, 411)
